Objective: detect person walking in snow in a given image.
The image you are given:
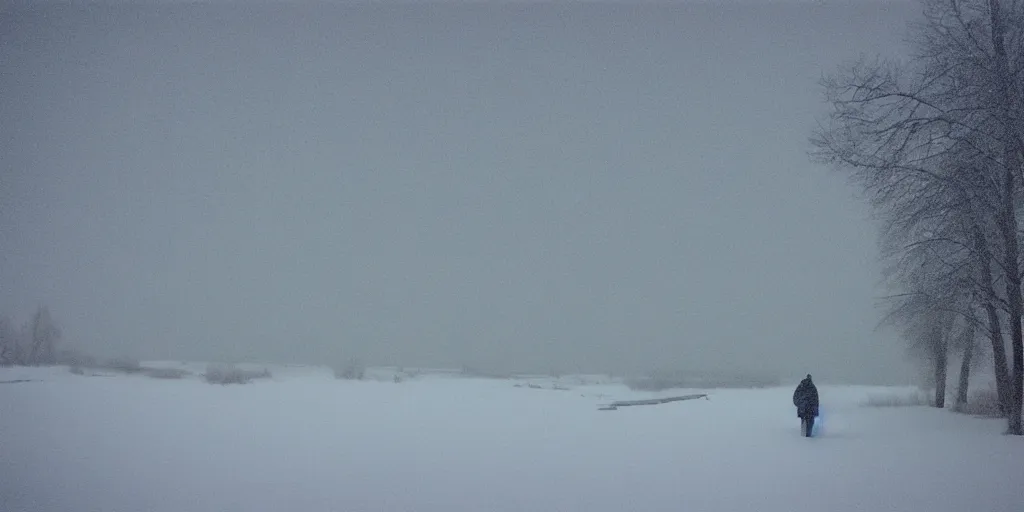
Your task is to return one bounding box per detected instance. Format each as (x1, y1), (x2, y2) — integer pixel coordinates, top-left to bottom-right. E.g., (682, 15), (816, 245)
(793, 374), (819, 437)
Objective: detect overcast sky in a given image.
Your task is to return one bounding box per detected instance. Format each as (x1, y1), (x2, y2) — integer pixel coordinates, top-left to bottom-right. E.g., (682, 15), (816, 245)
(1, 1), (922, 383)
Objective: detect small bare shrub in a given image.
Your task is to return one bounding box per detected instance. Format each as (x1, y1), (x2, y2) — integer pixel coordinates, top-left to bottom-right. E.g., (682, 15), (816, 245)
(955, 387), (1003, 417)
(145, 368), (190, 380)
(68, 365), (85, 375)
(204, 364), (271, 385)
(57, 349), (96, 368)
(102, 357), (143, 373)
(334, 358), (365, 380)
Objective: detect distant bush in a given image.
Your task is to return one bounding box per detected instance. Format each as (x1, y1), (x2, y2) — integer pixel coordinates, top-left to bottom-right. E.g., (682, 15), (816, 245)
(954, 387), (1003, 417)
(204, 364), (271, 385)
(101, 357), (143, 373)
(144, 368), (190, 380)
(56, 349), (96, 368)
(863, 389), (932, 407)
(205, 365), (248, 385)
(334, 358), (365, 380)
(68, 365), (85, 375)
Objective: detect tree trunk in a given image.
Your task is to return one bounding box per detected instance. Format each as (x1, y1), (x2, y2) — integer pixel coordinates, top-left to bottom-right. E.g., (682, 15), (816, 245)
(995, 164), (1023, 433)
(934, 330), (948, 409)
(997, 167), (1022, 434)
(983, 302), (1012, 416)
(956, 324), (975, 410)
(1006, 234), (1024, 434)
(988, 0), (1024, 436)
(973, 224), (1012, 416)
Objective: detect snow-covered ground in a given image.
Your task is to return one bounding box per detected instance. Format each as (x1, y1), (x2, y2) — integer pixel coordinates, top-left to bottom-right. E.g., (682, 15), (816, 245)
(1, 364), (1022, 512)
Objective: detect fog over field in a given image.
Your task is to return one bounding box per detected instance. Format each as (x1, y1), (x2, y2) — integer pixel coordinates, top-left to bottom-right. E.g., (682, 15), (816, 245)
(1, 1), (922, 383)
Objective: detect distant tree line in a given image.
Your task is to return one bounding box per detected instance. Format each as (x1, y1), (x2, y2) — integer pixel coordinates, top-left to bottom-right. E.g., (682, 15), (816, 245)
(0, 306), (67, 367)
(813, 0), (1024, 434)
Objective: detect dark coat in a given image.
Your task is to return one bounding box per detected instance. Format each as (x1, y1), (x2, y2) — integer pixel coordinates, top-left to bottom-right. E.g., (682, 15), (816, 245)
(793, 377), (819, 418)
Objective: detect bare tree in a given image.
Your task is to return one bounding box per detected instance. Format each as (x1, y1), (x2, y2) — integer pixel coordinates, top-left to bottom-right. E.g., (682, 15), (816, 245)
(982, 0), (1024, 435)
(955, 318), (979, 409)
(28, 306), (61, 366)
(967, 215), (1013, 415)
(0, 316), (19, 366)
(880, 251), (963, 409)
(813, 0), (1024, 433)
